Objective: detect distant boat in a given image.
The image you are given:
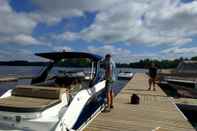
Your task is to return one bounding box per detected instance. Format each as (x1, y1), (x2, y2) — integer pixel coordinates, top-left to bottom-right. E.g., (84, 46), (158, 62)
(0, 51), (107, 131)
(158, 61), (197, 98)
(118, 71), (133, 80)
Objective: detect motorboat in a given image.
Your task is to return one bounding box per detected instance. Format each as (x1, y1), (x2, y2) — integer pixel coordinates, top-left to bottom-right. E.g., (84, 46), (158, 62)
(158, 61), (197, 98)
(0, 52), (107, 131)
(118, 71), (133, 80)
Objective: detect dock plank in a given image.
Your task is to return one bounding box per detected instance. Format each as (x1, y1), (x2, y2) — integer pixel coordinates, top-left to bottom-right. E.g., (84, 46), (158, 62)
(85, 73), (195, 131)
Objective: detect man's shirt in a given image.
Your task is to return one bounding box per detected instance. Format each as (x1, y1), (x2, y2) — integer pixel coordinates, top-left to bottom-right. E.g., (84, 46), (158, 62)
(104, 58), (116, 82)
(149, 67), (157, 78)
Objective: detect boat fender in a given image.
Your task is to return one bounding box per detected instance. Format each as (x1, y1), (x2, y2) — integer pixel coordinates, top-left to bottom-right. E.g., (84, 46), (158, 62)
(16, 116), (21, 123)
(61, 93), (68, 105)
(130, 94), (140, 104)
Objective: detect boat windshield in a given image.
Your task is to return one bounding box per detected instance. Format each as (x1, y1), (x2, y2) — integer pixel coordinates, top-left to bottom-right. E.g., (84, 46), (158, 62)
(34, 58), (97, 93)
(49, 58), (94, 78)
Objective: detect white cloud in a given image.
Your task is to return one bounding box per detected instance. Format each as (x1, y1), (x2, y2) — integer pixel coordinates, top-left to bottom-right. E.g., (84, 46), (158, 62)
(0, 34), (42, 45)
(3, 0), (196, 47)
(32, 0), (197, 61)
(1, 0), (197, 61)
(13, 34), (42, 45)
(56, 32), (80, 41)
(160, 46), (197, 60)
(0, 0), (41, 45)
(87, 45), (158, 62)
(0, 48), (39, 61)
(29, 9), (83, 25)
(0, 0), (36, 35)
(161, 47), (197, 54)
(78, 0), (197, 46)
(32, 0), (120, 24)
(43, 0), (196, 46)
(54, 46), (72, 52)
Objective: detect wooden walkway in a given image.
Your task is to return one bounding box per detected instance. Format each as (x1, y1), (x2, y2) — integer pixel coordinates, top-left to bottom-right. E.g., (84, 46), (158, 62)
(85, 73), (195, 131)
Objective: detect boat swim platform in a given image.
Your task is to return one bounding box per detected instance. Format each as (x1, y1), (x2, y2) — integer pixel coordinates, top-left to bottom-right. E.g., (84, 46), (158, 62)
(85, 73), (195, 131)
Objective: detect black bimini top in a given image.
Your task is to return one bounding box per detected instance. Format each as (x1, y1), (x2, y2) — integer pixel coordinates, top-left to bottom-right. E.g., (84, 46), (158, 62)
(36, 52), (103, 62)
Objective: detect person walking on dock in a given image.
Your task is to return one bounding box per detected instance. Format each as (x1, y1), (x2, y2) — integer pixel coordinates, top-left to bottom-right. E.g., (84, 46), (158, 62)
(103, 54), (116, 112)
(148, 63), (158, 91)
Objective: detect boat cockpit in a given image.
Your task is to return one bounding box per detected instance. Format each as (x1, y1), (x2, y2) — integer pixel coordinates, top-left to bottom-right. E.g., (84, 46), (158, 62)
(0, 52), (107, 131)
(0, 52), (104, 113)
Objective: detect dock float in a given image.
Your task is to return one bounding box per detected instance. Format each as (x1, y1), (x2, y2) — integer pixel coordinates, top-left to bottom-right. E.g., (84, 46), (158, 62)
(0, 75), (36, 83)
(0, 76), (18, 82)
(85, 73), (195, 131)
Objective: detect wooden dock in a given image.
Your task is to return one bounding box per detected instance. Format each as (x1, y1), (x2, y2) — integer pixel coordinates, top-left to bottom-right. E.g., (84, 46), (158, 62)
(85, 73), (195, 131)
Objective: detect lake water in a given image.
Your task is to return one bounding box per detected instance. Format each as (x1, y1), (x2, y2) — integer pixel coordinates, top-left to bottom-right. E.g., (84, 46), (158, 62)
(0, 66), (147, 76)
(0, 66), (147, 95)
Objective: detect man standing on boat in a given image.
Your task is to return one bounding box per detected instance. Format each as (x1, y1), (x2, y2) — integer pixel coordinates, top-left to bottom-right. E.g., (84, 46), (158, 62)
(148, 63), (158, 91)
(103, 54), (116, 111)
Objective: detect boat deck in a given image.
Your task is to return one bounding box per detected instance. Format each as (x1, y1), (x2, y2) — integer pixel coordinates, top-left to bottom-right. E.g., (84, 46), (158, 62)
(85, 73), (195, 131)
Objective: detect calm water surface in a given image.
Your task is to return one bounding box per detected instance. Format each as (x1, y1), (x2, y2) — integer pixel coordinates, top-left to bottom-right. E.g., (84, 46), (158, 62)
(0, 66), (146, 95)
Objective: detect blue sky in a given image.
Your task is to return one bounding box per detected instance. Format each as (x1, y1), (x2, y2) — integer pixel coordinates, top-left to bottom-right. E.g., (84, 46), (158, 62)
(0, 0), (197, 62)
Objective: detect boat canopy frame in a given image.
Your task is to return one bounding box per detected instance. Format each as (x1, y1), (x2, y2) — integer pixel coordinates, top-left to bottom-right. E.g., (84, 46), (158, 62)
(36, 52), (102, 62)
(31, 52), (103, 85)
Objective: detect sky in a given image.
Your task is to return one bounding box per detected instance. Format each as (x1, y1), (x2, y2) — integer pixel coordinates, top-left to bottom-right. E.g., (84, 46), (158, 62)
(0, 0), (197, 63)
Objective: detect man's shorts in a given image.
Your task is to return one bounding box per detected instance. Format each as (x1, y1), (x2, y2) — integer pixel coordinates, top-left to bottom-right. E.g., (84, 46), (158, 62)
(106, 80), (113, 92)
(150, 75), (156, 80)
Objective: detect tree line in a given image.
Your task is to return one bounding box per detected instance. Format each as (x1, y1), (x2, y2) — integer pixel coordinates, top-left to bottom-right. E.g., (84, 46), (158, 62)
(116, 56), (197, 69)
(1, 56), (197, 69)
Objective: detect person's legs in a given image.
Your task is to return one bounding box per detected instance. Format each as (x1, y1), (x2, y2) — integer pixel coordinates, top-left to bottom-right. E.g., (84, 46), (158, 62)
(153, 77), (156, 91)
(107, 91), (111, 108)
(110, 90), (114, 108)
(152, 78), (155, 87)
(105, 89), (108, 105)
(102, 90), (110, 112)
(148, 78), (152, 90)
(104, 81), (111, 111)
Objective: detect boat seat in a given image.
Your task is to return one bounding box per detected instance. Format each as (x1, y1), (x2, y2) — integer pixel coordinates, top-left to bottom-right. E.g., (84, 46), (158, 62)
(0, 96), (60, 112)
(0, 85), (68, 112)
(12, 85), (67, 99)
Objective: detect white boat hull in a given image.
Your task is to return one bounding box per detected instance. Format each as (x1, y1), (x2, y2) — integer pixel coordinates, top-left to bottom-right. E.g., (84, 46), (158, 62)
(0, 80), (106, 131)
